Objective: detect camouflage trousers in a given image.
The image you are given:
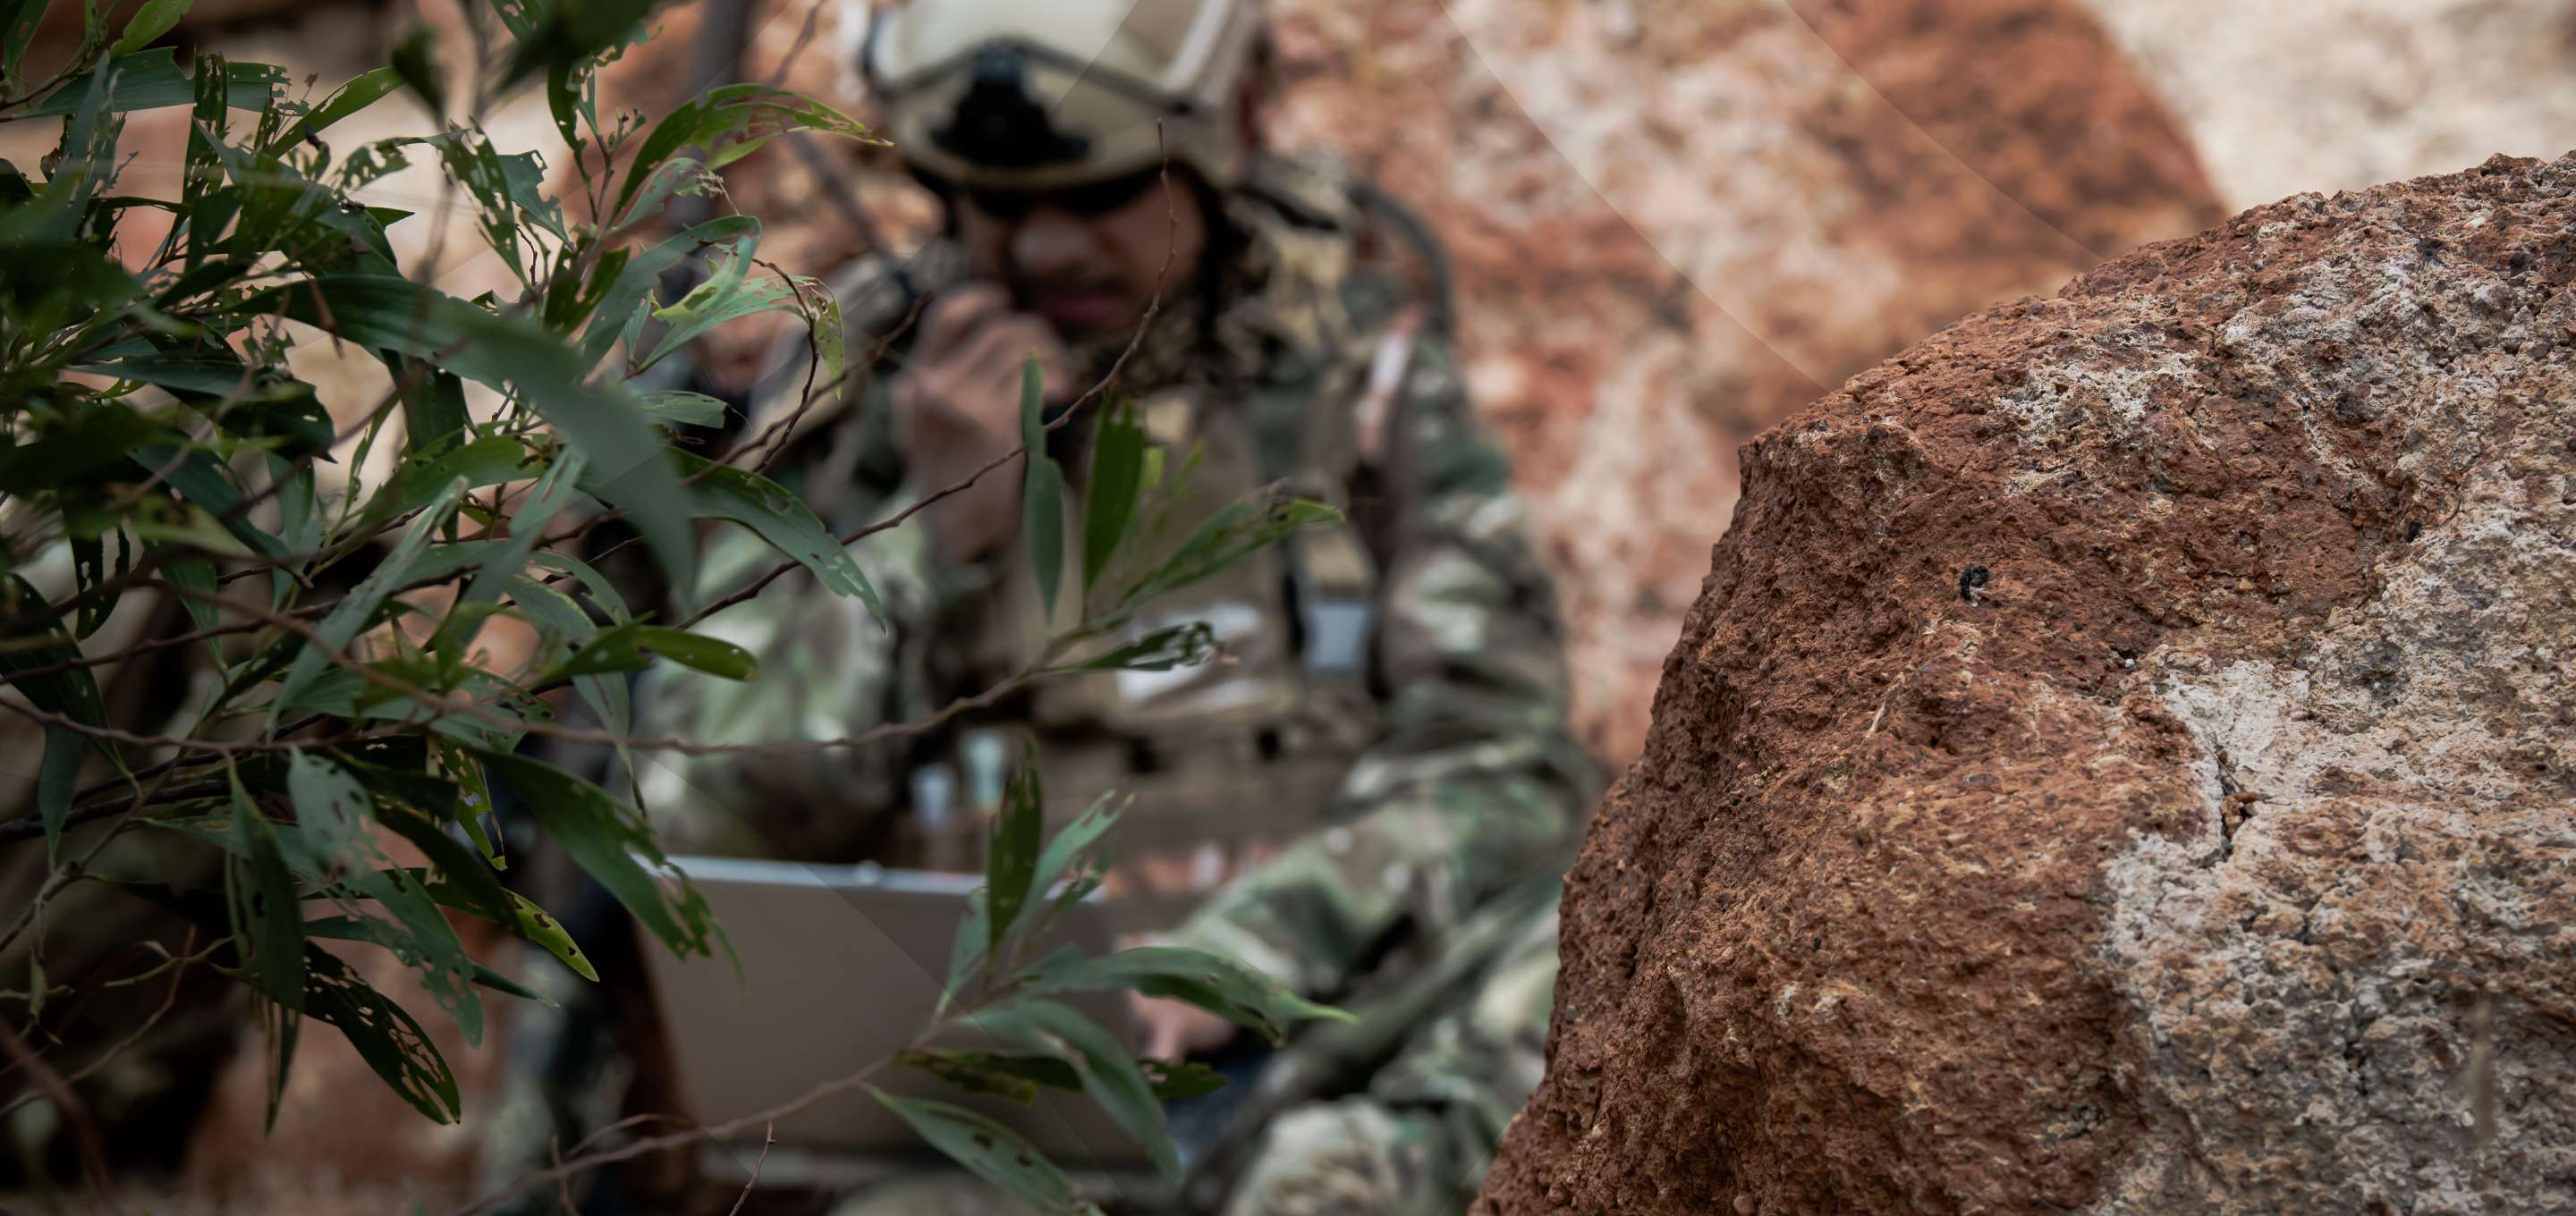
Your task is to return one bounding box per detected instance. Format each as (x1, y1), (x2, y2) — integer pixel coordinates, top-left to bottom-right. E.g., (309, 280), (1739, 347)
(831, 906), (1560, 1216)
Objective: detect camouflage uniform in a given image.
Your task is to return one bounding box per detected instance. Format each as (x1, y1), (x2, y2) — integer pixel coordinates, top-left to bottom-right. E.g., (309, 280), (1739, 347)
(502, 152), (1597, 1214)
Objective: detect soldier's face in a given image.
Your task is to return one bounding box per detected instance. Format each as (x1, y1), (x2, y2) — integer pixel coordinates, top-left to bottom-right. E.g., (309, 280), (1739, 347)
(953, 166), (1210, 342)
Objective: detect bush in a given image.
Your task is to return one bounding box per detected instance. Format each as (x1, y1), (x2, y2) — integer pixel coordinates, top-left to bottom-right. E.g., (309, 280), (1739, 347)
(0, 3), (1338, 1210)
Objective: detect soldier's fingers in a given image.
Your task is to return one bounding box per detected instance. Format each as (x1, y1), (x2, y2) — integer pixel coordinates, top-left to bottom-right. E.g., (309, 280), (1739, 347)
(1146, 1018), (1184, 1061)
(953, 325), (1065, 408)
(915, 283), (1011, 359)
(1036, 340), (1079, 405)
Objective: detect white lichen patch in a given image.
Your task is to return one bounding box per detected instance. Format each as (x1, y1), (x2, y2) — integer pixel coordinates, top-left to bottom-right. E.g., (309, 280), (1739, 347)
(2089, 399), (2576, 1212)
(1988, 344), (2198, 470)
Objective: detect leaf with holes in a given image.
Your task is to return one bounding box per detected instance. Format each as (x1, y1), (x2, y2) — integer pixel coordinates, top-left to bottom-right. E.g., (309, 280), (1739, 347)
(868, 1088), (1099, 1216)
(894, 1049), (1079, 1105)
(674, 452), (880, 617)
(1014, 947), (1351, 1047)
(284, 752), (483, 1045)
(960, 998), (1179, 1178)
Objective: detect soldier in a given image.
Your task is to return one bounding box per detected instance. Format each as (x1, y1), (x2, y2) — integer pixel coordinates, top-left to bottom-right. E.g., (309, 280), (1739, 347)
(492, 0), (1599, 1211)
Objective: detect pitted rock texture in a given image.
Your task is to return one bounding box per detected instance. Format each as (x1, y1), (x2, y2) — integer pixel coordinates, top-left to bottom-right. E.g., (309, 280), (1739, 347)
(1476, 155), (2576, 1215)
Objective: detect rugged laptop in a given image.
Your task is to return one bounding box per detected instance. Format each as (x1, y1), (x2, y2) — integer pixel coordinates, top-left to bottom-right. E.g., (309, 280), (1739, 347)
(641, 854), (1155, 1170)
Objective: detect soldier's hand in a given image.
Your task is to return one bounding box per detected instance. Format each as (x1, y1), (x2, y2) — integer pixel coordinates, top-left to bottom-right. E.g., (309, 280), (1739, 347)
(890, 283), (1075, 561)
(1132, 992), (1241, 1060)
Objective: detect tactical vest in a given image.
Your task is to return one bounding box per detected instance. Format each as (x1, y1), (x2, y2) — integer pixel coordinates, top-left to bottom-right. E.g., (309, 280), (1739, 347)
(889, 160), (1442, 926)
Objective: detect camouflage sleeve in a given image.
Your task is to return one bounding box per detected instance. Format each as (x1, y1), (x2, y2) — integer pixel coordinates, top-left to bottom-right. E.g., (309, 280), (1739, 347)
(1164, 338), (1602, 1000)
(630, 258), (979, 857)
(630, 498), (952, 858)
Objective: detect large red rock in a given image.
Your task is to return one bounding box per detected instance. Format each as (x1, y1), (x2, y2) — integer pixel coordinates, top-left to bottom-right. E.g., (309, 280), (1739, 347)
(1479, 155), (2576, 1213)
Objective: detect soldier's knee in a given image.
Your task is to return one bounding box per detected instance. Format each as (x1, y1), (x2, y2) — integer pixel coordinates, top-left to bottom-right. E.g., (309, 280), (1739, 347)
(1222, 1100), (1447, 1216)
(827, 1171), (1038, 1216)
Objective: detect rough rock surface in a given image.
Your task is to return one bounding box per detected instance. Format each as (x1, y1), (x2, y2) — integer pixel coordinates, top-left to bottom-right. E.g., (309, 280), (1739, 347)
(1478, 155), (2576, 1214)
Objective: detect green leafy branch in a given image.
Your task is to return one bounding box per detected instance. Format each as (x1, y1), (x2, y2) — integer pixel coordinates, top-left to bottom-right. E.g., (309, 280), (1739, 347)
(2, 1), (1348, 1206)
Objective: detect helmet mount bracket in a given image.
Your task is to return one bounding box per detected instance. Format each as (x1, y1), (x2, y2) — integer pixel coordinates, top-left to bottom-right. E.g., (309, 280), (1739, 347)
(930, 45), (1094, 171)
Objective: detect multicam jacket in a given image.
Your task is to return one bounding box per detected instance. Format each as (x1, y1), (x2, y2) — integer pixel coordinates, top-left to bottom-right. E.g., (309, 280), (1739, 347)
(635, 153), (1597, 1009)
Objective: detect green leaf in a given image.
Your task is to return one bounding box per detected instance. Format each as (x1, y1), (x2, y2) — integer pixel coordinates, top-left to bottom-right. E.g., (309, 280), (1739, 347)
(959, 998), (1180, 1178)
(301, 945), (461, 1123)
(473, 751), (721, 963)
(486, 889), (597, 982)
(1, 0), (40, 87)
(284, 752), (483, 1047)
(1109, 495), (1343, 627)
(102, 879), (456, 1123)
(674, 452), (880, 617)
(943, 887), (990, 1011)
(0, 402), (163, 492)
(22, 49), (287, 117)
(270, 475), (465, 722)
(894, 1049), (1079, 1105)
(300, 914), (549, 1006)
(1080, 398), (1146, 597)
(638, 390), (725, 428)
(574, 215), (756, 365)
(493, 574), (626, 731)
(166, 555), (218, 629)
(1026, 795), (1119, 916)
(984, 740), (1042, 958)
(273, 66), (402, 147)
(365, 435), (528, 526)
(0, 241), (142, 343)
(999, 793), (1122, 961)
(1064, 623), (1216, 673)
(131, 443), (289, 557)
(112, 0), (191, 55)
(496, 0), (660, 92)
(1021, 357), (1064, 619)
(1015, 947), (1351, 1047)
(387, 24), (445, 120)
(394, 360), (469, 454)
(550, 621), (757, 682)
(69, 528), (128, 639)
(637, 241), (806, 370)
(381, 131), (564, 275)
(607, 84), (877, 223)
(35, 726), (80, 860)
(77, 350), (250, 395)
(0, 575), (114, 761)
(866, 1088), (1100, 1216)
(607, 156), (720, 234)
(446, 452), (581, 641)
(368, 791), (518, 924)
(1140, 1058), (1227, 1102)
(225, 772), (304, 1128)
(266, 274), (697, 594)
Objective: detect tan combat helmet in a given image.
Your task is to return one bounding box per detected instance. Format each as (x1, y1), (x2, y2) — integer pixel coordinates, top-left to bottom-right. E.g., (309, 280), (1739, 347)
(860, 0), (1264, 192)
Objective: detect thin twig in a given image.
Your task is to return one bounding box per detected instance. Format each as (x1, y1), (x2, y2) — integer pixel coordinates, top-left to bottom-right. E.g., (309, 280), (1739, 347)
(0, 699), (335, 757)
(0, 931), (200, 1121)
(682, 143), (1184, 630)
(0, 1019), (115, 1204)
(724, 1122), (775, 1216)
(445, 1058), (893, 1216)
